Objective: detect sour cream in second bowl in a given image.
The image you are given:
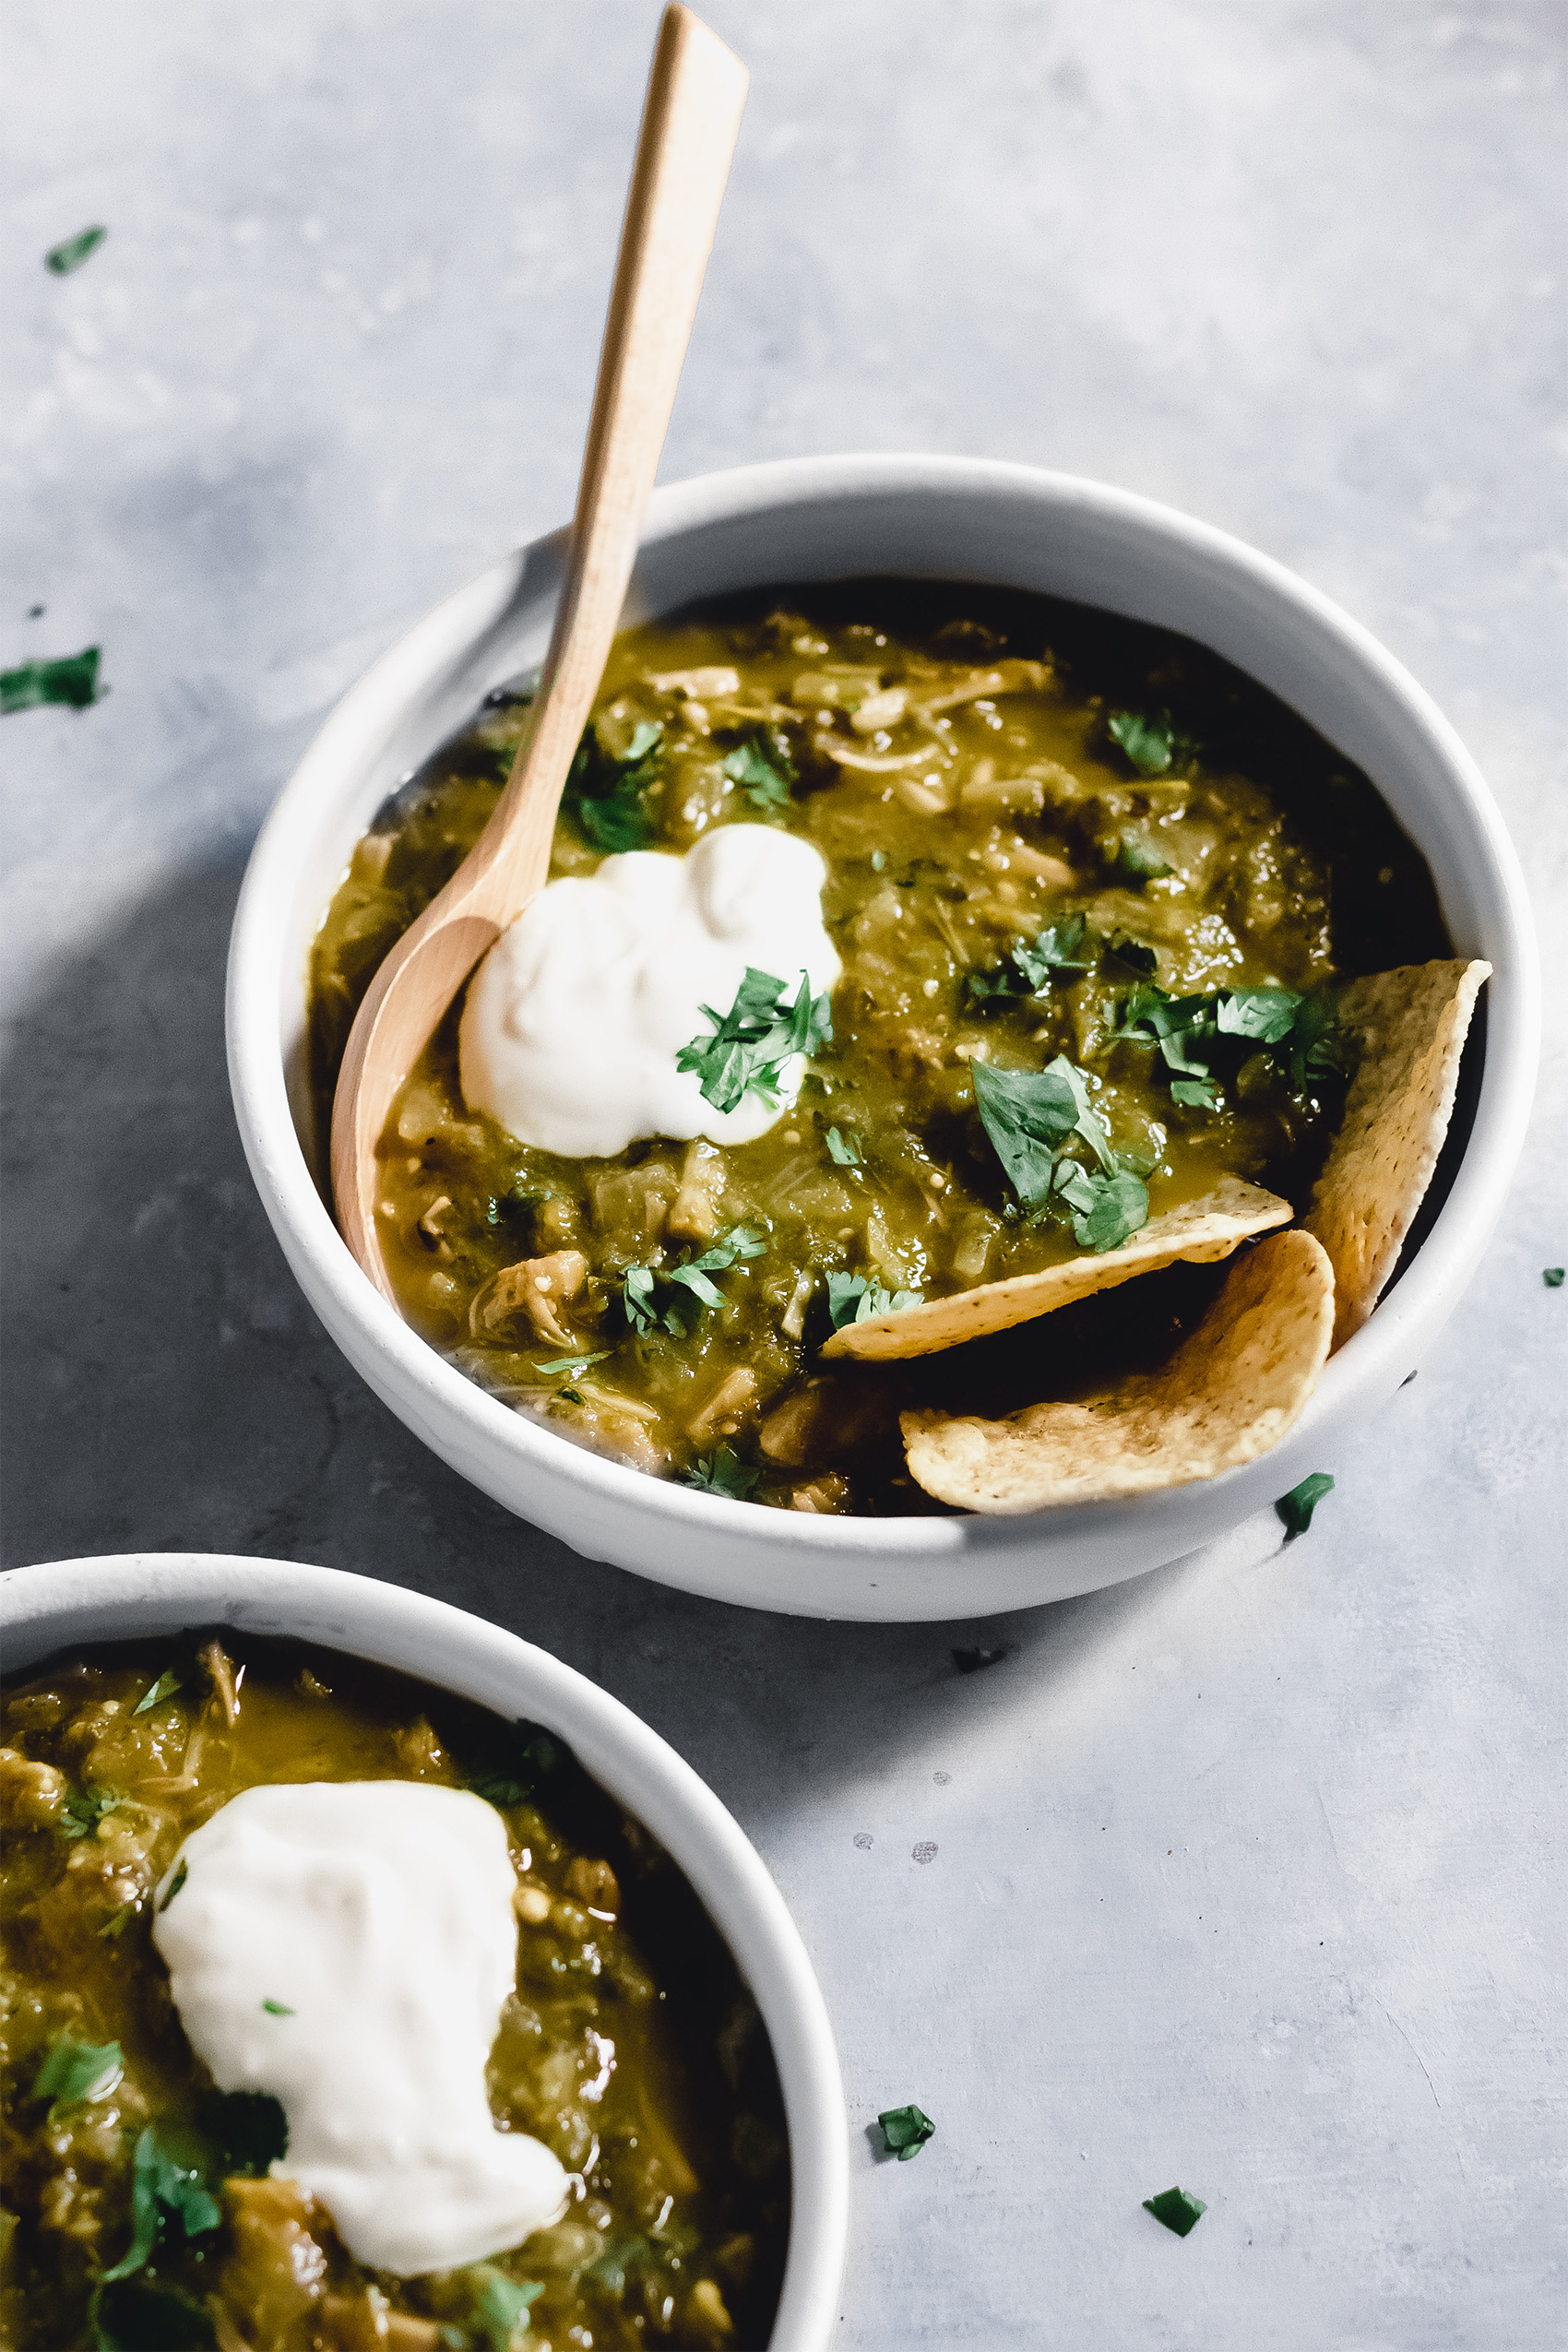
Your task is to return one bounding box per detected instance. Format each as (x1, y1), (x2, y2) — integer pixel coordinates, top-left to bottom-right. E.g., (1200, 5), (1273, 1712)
(458, 824), (840, 1159)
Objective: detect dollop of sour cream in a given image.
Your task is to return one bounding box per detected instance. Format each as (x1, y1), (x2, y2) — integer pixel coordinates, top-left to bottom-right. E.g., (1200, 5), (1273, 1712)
(151, 1781), (567, 2275)
(458, 825), (841, 1158)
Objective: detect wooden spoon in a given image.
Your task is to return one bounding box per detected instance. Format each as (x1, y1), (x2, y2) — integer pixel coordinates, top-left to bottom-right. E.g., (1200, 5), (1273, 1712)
(330, 4), (748, 1297)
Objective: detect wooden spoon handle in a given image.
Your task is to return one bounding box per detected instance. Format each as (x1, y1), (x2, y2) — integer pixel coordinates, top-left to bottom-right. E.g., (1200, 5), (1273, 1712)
(329, 6), (747, 1291)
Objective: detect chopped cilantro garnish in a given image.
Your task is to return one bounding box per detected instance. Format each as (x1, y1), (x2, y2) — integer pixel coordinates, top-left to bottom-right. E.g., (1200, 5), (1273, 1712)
(826, 1271), (922, 1329)
(1111, 980), (1343, 1102)
(677, 968), (833, 1116)
(562, 717), (663, 852)
(584, 2236), (647, 2293)
(624, 1227), (766, 1335)
(59, 1784), (122, 1840)
(1051, 1161), (1150, 1253)
(721, 730), (795, 811)
(533, 1350), (610, 1377)
(33, 2032), (123, 2111)
(261, 1998), (295, 2015)
(45, 224), (107, 275)
(158, 1857), (187, 1911)
(877, 2104), (935, 2160)
(826, 1125), (861, 1166)
(972, 1055), (1113, 1207)
(1545, 1267), (1565, 1288)
(1108, 707), (1179, 776)
(681, 1444), (760, 1500)
(101, 2126), (221, 2284)
(471, 2269), (545, 2352)
(1111, 832), (1174, 883)
(133, 1667), (183, 1716)
(1143, 2184), (1206, 2236)
(1, 647), (101, 713)
(1276, 1471), (1335, 1537)
(968, 912), (1091, 1004)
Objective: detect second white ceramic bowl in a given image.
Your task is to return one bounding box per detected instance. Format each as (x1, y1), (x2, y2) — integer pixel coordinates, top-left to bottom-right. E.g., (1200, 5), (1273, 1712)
(227, 456), (1538, 1620)
(0, 1552), (848, 2351)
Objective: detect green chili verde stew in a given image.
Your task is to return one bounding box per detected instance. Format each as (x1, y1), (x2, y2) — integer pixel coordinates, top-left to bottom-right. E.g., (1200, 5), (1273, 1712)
(0, 1638), (788, 2350)
(308, 582), (1448, 1515)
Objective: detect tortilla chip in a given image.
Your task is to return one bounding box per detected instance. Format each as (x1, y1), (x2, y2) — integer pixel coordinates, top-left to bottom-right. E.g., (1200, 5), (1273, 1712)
(901, 1228), (1334, 1514)
(1303, 957), (1490, 1350)
(822, 1178), (1292, 1362)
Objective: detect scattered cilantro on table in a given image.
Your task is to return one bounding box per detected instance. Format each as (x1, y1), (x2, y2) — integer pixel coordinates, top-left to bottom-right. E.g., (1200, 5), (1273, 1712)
(45, 225), (107, 275)
(877, 2104), (935, 2160)
(1543, 1267), (1563, 1289)
(826, 1272), (922, 1329)
(1276, 1471), (1335, 1537)
(1143, 2184), (1206, 2236)
(1, 647), (101, 713)
(33, 2033), (122, 2113)
(677, 968), (832, 1116)
(680, 1444), (759, 1501)
(261, 1998), (294, 2015)
(562, 718), (663, 852)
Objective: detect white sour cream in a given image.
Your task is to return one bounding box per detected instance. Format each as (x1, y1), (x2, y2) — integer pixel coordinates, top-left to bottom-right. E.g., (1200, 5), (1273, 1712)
(458, 825), (840, 1158)
(151, 1781), (567, 2275)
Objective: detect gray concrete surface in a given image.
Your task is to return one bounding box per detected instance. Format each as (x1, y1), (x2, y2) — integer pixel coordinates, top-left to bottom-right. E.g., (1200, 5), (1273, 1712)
(4, 3), (1565, 2343)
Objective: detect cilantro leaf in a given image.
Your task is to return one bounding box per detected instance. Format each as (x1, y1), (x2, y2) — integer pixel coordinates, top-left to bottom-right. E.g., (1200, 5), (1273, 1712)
(1216, 987), (1301, 1044)
(676, 968), (833, 1116)
(533, 1351), (610, 1377)
(1170, 1075), (1218, 1109)
(1108, 707), (1178, 776)
(2, 647), (101, 713)
(972, 1056), (1112, 1206)
(1545, 1267), (1565, 1289)
(877, 2104), (935, 2161)
(201, 2090), (288, 2177)
(101, 2127), (221, 2284)
(622, 1265), (659, 1334)
(261, 1998), (294, 2015)
(825, 1125), (861, 1166)
(158, 1857), (187, 1911)
(33, 2032), (123, 2111)
(133, 1668), (183, 1716)
(826, 1271), (922, 1329)
(45, 225), (108, 276)
(1276, 1471), (1335, 1538)
(562, 719), (663, 853)
(59, 1784), (122, 1840)
(471, 2269), (545, 2352)
(721, 730), (795, 811)
(1143, 2185), (1206, 2236)
(1111, 832), (1174, 884)
(968, 913), (1091, 1004)
(624, 1228), (765, 1335)
(1281, 988), (1345, 1090)
(680, 1444), (760, 1500)
(584, 2235), (648, 2293)
(1058, 1165), (1149, 1253)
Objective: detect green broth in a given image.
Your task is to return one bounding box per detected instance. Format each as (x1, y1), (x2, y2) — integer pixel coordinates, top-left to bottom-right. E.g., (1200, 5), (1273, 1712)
(309, 581), (1447, 1514)
(0, 1639), (787, 2351)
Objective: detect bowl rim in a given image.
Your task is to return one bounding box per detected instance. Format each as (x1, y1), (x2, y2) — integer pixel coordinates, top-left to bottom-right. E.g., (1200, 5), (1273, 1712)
(0, 1551), (849, 2352)
(226, 450), (1539, 1585)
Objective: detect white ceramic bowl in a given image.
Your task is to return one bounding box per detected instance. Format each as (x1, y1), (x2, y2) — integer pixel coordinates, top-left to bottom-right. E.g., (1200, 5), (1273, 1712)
(0, 1551), (848, 2352)
(228, 455), (1538, 1621)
